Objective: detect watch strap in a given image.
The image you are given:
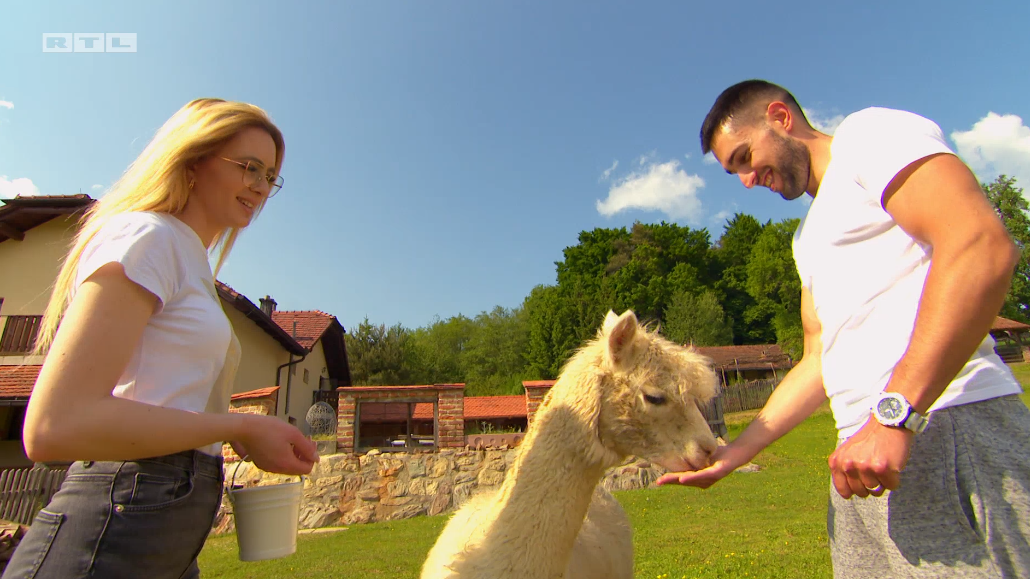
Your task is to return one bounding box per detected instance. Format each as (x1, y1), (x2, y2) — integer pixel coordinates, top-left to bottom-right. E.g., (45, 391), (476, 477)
(902, 408), (929, 434)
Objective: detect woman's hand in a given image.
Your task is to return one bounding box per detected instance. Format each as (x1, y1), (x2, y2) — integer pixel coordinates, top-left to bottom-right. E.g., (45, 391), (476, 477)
(235, 414), (319, 475)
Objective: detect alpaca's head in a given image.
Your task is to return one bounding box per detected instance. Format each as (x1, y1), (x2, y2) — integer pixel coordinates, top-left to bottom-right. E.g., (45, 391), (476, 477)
(591, 309), (720, 472)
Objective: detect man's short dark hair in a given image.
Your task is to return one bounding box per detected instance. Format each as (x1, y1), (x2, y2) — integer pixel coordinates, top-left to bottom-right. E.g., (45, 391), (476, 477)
(699, 80), (809, 154)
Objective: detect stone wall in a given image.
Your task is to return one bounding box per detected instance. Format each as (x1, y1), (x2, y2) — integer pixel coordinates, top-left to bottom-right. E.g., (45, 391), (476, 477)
(212, 447), (671, 534)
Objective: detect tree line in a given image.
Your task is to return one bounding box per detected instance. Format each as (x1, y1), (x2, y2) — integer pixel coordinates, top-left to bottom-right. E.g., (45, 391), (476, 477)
(345, 175), (1030, 397)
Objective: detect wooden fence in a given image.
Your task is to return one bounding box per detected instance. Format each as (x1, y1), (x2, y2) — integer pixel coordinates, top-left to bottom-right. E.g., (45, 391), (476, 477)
(719, 378), (779, 414)
(0, 466), (67, 526)
(716, 377), (778, 412)
(699, 396), (728, 439)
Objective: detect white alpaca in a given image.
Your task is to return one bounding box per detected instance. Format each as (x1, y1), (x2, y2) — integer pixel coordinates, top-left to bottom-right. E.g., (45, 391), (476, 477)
(421, 310), (720, 579)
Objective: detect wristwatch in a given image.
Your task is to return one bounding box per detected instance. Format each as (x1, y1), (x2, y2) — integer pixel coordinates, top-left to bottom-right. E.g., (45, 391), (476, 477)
(872, 392), (929, 434)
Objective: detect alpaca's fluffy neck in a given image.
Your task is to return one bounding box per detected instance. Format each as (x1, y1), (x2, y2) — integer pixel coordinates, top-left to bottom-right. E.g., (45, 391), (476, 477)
(476, 378), (617, 576)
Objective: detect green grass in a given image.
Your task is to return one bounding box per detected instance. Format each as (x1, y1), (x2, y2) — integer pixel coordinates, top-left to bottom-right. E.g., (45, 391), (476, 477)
(199, 364), (1030, 578)
(1008, 361), (1030, 405)
(199, 517), (448, 578)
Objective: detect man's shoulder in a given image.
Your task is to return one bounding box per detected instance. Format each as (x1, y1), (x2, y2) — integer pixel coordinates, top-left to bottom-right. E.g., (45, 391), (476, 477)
(835, 107), (943, 141)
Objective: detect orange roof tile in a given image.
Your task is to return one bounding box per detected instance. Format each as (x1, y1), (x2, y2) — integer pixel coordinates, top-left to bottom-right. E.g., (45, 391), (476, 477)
(231, 386), (280, 401)
(993, 316), (1030, 332)
(522, 380), (555, 388)
(0, 365), (41, 399)
(358, 395), (529, 423)
(462, 395), (527, 420)
(271, 310), (335, 350)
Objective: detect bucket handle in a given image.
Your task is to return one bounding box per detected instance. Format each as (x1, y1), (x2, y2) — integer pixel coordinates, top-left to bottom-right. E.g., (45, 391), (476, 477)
(228, 456), (304, 506)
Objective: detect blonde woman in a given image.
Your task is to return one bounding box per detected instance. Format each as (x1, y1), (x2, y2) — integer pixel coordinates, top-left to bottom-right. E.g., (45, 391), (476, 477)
(2, 98), (318, 579)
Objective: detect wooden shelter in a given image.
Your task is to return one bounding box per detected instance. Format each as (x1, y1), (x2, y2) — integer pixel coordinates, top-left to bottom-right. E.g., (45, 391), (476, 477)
(991, 316), (1030, 364)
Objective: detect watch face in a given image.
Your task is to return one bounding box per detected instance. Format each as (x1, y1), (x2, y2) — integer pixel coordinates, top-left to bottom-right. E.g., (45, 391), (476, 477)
(878, 397), (904, 421)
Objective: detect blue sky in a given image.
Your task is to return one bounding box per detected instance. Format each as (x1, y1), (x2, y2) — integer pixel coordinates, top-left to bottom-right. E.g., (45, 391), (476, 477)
(2, 1), (1029, 333)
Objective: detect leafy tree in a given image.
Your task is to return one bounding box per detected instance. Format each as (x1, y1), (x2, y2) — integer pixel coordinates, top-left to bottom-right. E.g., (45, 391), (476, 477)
(344, 318), (411, 385)
(404, 314), (474, 384)
(983, 175), (1030, 322)
(711, 213), (769, 344)
(662, 289), (734, 346)
(745, 218), (804, 359)
(523, 284), (565, 379)
(746, 219), (802, 313)
(462, 306), (531, 396)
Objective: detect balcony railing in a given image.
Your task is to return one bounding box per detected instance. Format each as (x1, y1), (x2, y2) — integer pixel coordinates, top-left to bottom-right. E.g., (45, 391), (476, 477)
(313, 384), (339, 411)
(0, 316), (42, 354)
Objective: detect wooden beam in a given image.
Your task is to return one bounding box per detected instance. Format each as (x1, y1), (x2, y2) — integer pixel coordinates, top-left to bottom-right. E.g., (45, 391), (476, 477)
(353, 396), (436, 404)
(0, 222), (24, 241)
(4, 207), (73, 216)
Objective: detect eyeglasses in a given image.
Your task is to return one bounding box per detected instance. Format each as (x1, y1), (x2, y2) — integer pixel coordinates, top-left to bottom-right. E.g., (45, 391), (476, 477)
(218, 157), (284, 198)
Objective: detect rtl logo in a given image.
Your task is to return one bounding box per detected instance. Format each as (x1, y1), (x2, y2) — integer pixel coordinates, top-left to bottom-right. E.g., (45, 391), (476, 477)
(42, 33), (137, 53)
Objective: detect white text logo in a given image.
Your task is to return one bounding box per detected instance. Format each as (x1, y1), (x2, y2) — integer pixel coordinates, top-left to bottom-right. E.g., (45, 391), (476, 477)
(42, 33), (137, 53)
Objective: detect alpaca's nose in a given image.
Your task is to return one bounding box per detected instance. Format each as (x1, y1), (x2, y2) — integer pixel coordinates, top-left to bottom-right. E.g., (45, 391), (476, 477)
(698, 445), (715, 468)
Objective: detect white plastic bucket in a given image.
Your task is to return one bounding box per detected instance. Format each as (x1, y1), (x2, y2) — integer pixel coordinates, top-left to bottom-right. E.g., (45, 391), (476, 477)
(228, 463), (303, 562)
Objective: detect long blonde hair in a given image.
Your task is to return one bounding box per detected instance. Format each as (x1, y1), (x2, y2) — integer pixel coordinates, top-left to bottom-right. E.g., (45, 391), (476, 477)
(34, 97), (285, 354)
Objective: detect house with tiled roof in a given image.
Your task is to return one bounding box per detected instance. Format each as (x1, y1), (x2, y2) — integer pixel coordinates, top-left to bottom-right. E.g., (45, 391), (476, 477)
(214, 282), (352, 430)
(0, 194), (351, 466)
(266, 302), (352, 421)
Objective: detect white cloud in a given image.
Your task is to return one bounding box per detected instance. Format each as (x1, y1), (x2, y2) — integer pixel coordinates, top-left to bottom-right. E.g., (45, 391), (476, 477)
(951, 112), (1030, 192)
(0, 175), (41, 198)
(596, 159), (706, 223)
(599, 160), (618, 182)
(0, 101), (12, 110)
(703, 152), (718, 165)
(710, 209), (731, 225)
(803, 107), (844, 135)
(91, 184), (103, 190)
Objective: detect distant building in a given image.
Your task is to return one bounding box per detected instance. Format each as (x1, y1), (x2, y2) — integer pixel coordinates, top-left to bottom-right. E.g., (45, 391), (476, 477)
(692, 344), (794, 385)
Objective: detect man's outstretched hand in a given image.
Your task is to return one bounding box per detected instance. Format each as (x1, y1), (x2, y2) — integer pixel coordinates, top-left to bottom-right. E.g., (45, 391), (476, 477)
(656, 443), (752, 488)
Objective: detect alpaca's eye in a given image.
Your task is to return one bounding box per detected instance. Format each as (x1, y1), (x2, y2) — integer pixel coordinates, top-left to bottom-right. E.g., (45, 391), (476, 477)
(643, 393), (666, 406)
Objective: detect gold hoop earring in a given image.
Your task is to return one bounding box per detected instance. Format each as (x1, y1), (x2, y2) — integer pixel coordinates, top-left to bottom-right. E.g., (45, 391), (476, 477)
(188, 179), (195, 190)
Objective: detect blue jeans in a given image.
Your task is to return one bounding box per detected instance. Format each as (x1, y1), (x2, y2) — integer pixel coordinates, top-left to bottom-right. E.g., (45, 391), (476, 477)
(2, 450), (224, 579)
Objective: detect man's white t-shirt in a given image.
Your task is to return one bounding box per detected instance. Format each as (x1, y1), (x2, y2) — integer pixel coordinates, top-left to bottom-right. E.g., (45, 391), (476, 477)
(74, 211), (240, 456)
(792, 107), (1022, 439)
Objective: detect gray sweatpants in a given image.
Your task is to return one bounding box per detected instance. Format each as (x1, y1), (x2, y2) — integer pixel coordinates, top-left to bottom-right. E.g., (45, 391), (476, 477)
(828, 394), (1030, 578)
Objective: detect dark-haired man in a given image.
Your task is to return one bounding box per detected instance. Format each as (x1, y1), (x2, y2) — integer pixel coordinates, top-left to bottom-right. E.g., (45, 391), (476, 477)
(658, 79), (1030, 578)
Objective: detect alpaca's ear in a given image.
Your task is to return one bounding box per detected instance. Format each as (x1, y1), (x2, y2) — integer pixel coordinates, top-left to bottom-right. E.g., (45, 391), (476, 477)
(602, 310), (620, 333)
(606, 310), (639, 370)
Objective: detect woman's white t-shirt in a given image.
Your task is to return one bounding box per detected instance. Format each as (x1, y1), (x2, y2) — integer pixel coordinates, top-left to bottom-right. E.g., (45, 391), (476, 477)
(73, 211), (240, 456)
